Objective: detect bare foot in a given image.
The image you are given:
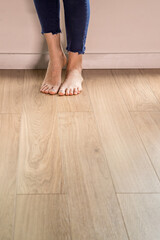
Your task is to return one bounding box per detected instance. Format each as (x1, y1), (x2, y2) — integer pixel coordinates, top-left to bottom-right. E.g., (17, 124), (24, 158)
(40, 51), (67, 95)
(58, 68), (83, 96)
(58, 51), (83, 96)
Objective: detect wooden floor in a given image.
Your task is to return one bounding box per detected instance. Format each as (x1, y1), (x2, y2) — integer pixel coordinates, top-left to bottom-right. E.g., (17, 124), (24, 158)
(1, 68), (160, 240)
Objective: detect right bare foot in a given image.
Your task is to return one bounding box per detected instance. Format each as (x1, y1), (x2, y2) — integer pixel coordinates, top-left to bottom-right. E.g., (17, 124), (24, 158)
(40, 51), (67, 95)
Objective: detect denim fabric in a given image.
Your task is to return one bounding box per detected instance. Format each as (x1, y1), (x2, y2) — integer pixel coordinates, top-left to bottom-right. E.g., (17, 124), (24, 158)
(33, 0), (90, 54)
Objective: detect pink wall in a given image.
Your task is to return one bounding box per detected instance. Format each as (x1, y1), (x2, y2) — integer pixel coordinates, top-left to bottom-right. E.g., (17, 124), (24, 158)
(0, 0), (160, 68)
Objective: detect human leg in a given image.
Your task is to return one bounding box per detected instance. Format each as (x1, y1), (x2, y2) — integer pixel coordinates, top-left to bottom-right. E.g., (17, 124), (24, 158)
(58, 0), (90, 96)
(33, 0), (67, 94)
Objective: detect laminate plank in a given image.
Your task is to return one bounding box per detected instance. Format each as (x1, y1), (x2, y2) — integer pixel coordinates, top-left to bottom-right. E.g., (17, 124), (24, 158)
(140, 69), (160, 103)
(84, 69), (160, 192)
(17, 70), (64, 194)
(58, 111), (128, 240)
(0, 114), (21, 240)
(14, 195), (71, 240)
(112, 69), (160, 111)
(118, 194), (160, 240)
(0, 70), (24, 113)
(131, 111), (160, 179)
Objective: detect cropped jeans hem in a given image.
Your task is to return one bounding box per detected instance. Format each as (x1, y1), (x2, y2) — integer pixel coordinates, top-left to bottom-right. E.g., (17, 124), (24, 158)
(66, 46), (86, 55)
(41, 29), (62, 35)
(33, 0), (90, 55)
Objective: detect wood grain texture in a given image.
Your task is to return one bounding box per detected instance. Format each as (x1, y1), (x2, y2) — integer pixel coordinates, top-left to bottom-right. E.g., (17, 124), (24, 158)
(112, 69), (160, 111)
(1, 69), (160, 240)
(57, 70), (92, 112)
(0, 70), (24, 113)
(84, 69), (160, 192)
(17, 70), (64, 194)
(118, 194), (160, 240)
(58, 112), (128, 240)
(0, 114), (21, 240)
(131, 111), (160, 179)
(140, 69), (160, 103)
(14, 195), (71, 240)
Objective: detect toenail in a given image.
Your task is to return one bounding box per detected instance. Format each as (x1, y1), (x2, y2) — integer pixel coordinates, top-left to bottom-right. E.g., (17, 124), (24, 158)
(58, 89), (65, 94)
(59, 90), (64, 93)
(50, 88), (56, 92)
(43, 90), (49, 93)
(49, 91), (56, 95)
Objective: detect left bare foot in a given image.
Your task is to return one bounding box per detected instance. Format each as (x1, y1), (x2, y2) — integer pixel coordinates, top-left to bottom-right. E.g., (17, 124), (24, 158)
(58, 69), (83, 96)
(58, 52), (83, 96)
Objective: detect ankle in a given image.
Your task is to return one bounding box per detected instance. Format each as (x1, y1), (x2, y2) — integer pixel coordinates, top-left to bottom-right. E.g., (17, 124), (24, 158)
(66, 58), (82, 72)
(49, 48), (64, 60)
(66, 66), (82, 75)
(49, 50), (66, 68)
(67, 52), (82, 70)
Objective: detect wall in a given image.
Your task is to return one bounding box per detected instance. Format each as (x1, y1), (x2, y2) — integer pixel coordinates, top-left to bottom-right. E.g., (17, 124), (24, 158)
(0, 0), (160, 69)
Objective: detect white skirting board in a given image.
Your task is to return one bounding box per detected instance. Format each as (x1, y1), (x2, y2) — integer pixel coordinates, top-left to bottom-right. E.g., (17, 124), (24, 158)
(1, 53), (160, 69)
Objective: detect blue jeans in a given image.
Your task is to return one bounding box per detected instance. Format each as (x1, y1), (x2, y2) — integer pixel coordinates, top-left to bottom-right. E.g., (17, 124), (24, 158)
(33, 0), (90, 54)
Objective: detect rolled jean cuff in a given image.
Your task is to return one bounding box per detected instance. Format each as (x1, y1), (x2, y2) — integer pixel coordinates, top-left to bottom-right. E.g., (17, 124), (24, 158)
(41, 29), (62, 35)
(66, 46), (86, 55)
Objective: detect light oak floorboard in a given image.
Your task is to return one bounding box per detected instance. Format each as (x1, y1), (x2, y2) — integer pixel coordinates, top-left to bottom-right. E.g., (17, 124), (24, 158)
(57, 70), (92, 112)
(17, 70), (64, 194)
(2, 69), (160, 240)
(140, 69), (160, 103)
(58, 112), (128, 240)
(84, 69), (160, 192)
(0, 70), (24, 113)
(14, 195), (71, 240)
(0, 114), (21, 240)
(131, 111), (160, 180)
(117, 194), (160, 240)
(112, 69), (160, 112)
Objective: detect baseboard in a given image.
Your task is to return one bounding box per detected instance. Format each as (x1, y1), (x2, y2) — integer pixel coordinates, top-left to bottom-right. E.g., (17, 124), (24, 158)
(1, 52), (160, 69)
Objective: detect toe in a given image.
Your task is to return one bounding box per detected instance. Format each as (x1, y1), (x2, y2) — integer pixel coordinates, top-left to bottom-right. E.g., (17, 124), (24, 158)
(44, 89), (49, 94)
(58, 88), (65, 96)
(41, 86), (49, 93)
(77, 87), (80, 94)
(49, 87), (58, 95)
(40, 83), (47, 91)
(65, 88), (70, 96)
(40, 85), (47, 92)
(73, 88), (78, 95)
(69, 88), (73, 95)
(78, 86), (82, 93)
(43, 85), (50, 93)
